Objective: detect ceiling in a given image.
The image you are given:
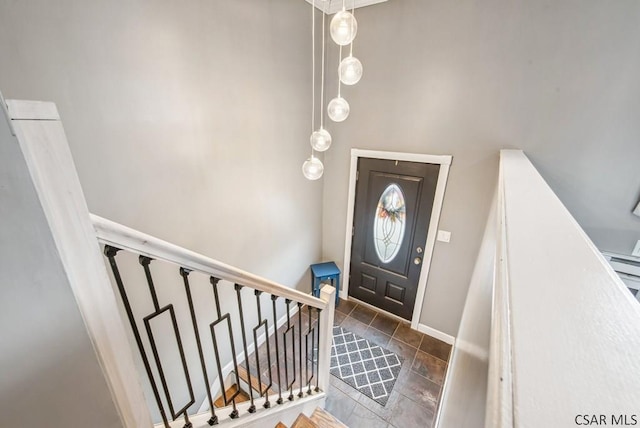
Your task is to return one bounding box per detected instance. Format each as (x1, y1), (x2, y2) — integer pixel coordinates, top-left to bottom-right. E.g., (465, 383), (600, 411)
(303, 0), (388, 14)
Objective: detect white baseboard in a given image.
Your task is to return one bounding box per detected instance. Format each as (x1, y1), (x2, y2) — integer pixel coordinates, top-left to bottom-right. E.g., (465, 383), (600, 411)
(417, 323), (455, 345)
(433, 338), (457, 428)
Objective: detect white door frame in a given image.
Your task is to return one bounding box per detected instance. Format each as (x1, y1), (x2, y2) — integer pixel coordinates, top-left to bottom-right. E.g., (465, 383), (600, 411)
(341, 149), (452, 330)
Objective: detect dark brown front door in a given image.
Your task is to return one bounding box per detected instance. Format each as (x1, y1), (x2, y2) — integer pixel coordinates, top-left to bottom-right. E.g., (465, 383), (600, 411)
(348, 158), (440, 320)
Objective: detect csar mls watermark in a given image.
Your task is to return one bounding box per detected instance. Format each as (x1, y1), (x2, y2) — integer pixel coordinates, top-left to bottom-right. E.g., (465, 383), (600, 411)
(575, 415), (638, 425)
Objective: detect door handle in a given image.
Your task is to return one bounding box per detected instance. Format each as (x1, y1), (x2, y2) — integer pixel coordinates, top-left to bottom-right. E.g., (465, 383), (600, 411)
(414, 257), (422, 265)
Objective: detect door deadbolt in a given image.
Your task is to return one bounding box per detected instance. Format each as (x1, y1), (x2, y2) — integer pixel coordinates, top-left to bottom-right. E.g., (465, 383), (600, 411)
(416, 247), (423, 254)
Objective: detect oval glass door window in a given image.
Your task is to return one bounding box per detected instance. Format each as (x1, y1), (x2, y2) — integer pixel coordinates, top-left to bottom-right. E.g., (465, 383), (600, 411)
(374, 183), (406, 263)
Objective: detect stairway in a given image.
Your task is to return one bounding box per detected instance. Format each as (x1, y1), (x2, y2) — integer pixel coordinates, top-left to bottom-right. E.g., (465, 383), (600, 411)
(276, 407), (348, 428)
(212, 363), (278, 409)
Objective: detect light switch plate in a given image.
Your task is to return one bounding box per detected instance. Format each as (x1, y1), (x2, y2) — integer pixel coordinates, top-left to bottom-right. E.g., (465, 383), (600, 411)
(437, 230), (451, 243)
(633, 240), (640, 257)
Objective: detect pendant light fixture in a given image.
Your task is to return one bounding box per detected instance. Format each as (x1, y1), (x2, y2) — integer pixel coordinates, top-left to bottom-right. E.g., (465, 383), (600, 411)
(303, 0), (366, 179)
(310, 2), (331, 152)
(303, 0), (328, 180)
(328, 42), (350, 122)
(302, 155), (325, 180)
(329, 8), (357, 46)
(339, 1), (363, 85)
(328, 0), (358, 123)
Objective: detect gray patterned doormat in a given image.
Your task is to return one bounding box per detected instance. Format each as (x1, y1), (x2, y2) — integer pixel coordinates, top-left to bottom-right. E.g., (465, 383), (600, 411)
(330, 326), (403, 406)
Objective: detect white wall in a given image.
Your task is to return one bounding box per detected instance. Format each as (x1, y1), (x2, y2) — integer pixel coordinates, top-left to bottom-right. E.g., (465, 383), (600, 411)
(0, 103), (122, 427)
(493, 150), (640, 426)
(0, 0), (322, 420)
(2, 0), (640, 400)
(437, 187), (496, 428)
(0, 0), (321, 286)
(321, 0), (640, 336)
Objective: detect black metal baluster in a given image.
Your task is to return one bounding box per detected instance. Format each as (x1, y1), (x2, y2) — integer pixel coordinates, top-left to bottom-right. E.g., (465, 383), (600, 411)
(180, 268), (218, 425)
(271, 295), (284, 405)
(234, 284), (256, 413)
(306, 305), (315, 394)
(315, 307), (321, 392)
(104, 246), (170, 428)
(297, 302), (304, 397)
(283, 299), (296, 401)
(253, 290), (273, 408)
(140, 256), (194, 428)
(209, 277), (240, 419)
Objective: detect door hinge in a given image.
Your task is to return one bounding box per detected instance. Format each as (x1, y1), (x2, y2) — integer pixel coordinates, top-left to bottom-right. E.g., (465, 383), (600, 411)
(352, 226), (355, 236)
(356, 170), (359, 181)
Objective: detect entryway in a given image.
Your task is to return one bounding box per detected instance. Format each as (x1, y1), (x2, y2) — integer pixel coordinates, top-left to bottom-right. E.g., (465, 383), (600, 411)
(326, 299), (452, 428)
(342, 150), (451, 328)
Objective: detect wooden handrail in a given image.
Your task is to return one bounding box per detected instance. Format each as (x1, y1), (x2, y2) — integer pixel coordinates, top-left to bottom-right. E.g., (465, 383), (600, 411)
(90, 214), (327, 310)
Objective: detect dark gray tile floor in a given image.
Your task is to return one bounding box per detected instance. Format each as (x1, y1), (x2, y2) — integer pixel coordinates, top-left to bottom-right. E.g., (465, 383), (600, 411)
(242, 299), (451, 427)
(325, 299), (451, 428)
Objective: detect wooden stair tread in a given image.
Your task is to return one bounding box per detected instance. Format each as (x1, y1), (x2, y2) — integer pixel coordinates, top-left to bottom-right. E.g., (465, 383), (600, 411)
(275, 423), (288, 428)
(213, 384), (249, 408)
(310, 407), (348, 428)
(237, 365), (278, 396)
(291, 413), (317, 428)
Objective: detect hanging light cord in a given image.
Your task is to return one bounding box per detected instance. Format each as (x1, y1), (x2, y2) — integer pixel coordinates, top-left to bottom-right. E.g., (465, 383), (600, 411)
(311, 0), (316, 134)
(337, 0), (348, 98)
(320, 4), (326, 129)
(338, 45), (343, 97)
(350, 0), (355, 57)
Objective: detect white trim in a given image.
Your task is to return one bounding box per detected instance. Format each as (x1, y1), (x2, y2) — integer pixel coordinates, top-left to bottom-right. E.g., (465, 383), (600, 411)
(317, 285), (337, 393)
(434, 338), (457, 428)
(0, 91), (15, 136)
(6, 99), (60, 120)
(341, 153), (359, 299)
(348, 296), (457, 345)
(91, 214), (327, 311)
(161, 391), (326, 428)
(341, 148), (452, 331)
(416, 323), (455, 346)
(304, 0), (388, 14)
(8, 99), (152, 428)
(411, 161), (451, 329)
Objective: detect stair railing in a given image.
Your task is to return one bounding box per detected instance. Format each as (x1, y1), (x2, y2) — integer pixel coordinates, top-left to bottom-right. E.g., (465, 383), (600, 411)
(92, 214), (335, 428)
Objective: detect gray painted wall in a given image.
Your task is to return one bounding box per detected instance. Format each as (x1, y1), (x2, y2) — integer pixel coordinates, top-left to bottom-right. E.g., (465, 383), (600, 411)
(1, 0), (639, 400)
(438, 187), (495, 428)
(321, 0), (640, 336)
(0, 0), (321, 287)
(0, 0), (321, 419)
(0, 104), (123, 426)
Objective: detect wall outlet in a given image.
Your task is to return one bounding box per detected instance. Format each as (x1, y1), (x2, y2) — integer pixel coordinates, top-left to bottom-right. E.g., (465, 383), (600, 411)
(633, 240), (640, 257)
(437, 230), (451, 243)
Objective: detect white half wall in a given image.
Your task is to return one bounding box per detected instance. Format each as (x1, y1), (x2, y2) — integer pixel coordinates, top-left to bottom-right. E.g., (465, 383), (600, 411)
(436, 185), (495, 428)
(0, 100), (123, 427)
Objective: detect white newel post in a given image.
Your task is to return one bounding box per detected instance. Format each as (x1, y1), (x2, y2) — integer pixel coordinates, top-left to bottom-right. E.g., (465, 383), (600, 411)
(5, 98), (153, 428)
(317, 284), (336, 393)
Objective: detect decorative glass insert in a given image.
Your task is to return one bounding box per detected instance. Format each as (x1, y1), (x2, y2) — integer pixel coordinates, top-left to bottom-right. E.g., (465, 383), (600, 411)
(374, 184), (406, 263)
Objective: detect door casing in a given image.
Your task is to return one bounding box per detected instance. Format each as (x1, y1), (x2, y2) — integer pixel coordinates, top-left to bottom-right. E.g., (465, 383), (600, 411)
(342, 149), (452, 330)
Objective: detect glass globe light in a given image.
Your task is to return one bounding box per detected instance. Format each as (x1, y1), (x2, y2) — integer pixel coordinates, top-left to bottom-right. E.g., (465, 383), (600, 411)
(310, 127), (332, 152)
(330, 10), (358, 46)
(302, 155), (324, 180)
(327, 96), (350, 122)
(339, 56), (363, 85)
